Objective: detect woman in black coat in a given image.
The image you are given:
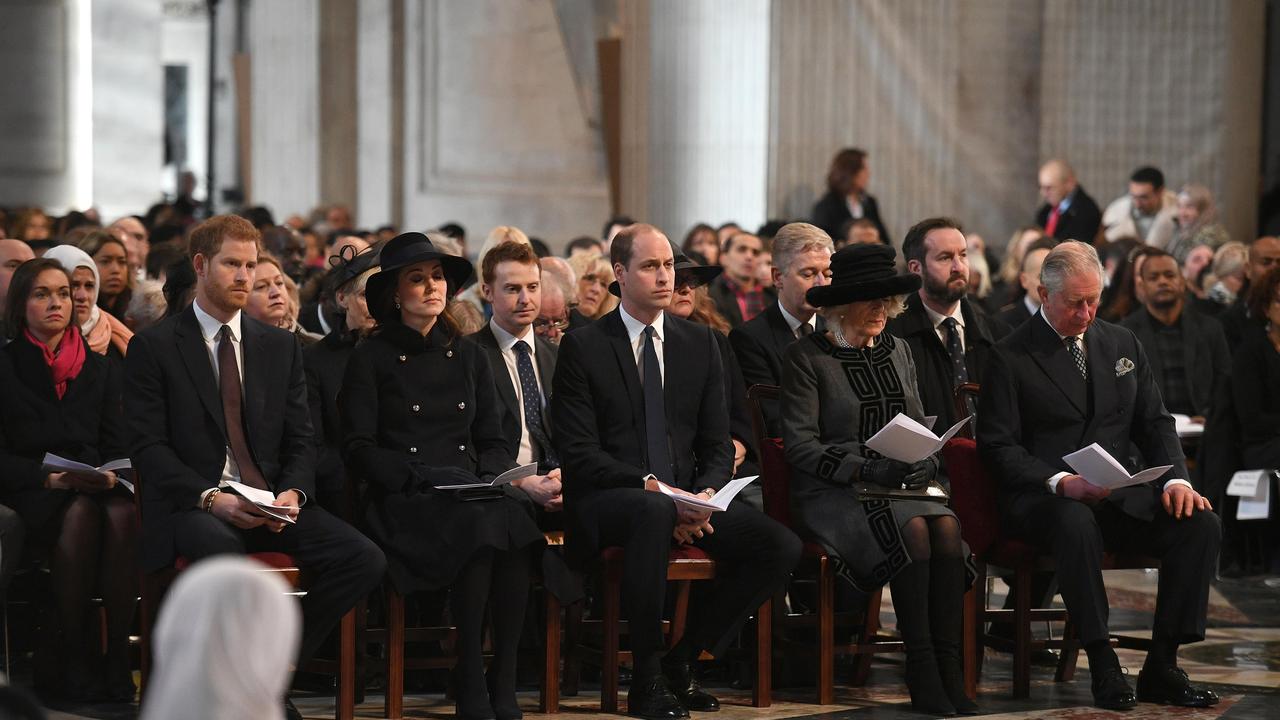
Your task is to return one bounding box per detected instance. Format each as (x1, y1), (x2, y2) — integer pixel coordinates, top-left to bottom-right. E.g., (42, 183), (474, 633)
(0, 259), (136, 702)
(810, 147), (891, 245)
(340, 233), (543, 720)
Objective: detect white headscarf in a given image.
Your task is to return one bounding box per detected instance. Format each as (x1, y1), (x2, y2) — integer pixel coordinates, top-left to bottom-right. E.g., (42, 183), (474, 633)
(140, 557), (302, 720)
(42, 244), (102, 335)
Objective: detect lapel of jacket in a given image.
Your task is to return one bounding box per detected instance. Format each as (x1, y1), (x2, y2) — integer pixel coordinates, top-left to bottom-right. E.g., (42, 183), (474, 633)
(239, 317), (268, 444)
(175, 307), (228, 439)
(1083, 322), (1120, 439)
(1134, 310), (1166, 381)
(478, 326), (520, 422)
(662, 316), (686, 433)
(603, 310), (645, 433)
(765, 303), (796, 359)
(534, 335), (556, 406)
(1180, 309), (1200, 403)
(1026, 313), (1088, 416)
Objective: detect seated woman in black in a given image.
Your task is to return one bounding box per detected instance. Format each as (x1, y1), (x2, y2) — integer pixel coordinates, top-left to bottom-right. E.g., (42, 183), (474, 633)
(0, 258), (136, 702)
(340, 233), (543, 720)
(1232, 266), (1280, 468)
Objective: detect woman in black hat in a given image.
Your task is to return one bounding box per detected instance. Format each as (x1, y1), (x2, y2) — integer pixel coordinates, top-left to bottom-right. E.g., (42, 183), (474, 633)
(339, 232), (544, 720)
(780, 243), (976, 716)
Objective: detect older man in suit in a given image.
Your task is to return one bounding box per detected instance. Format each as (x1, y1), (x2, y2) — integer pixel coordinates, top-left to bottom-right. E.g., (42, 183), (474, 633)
(978, 241), (1220, 711)
(124, 215), (384, 719)
(552, 224), (800, 719)
(1035, 159), (1103, 243)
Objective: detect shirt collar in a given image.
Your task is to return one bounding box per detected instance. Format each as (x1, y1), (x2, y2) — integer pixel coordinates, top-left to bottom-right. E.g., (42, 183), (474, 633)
(777, 301), (815, 334)
(1039, 307), (1081, 341)
(490, 318), (535, 353)
(193, 298), (242, 343)
(1057, 188), (1076, 213)
(1022, 293), (1040, 316)
(923, 300), (964, 331)
(619, 303), (664, 345)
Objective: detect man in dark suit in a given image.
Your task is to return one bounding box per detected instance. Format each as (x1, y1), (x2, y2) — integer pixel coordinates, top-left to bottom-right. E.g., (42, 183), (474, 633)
(1219, 235), (1280, 348)
(1035, 159), (1102, 243)
(996, 238), (1057, 333)
(552, 224), (800, 719)
(1121, 251), (1230, 424)
(889, 217), (1007, 431)
(978, 241), (1221, 711)
(707, 232), (775, 328)
(124, 216), (385, 716)
(729, 222), (832, 435)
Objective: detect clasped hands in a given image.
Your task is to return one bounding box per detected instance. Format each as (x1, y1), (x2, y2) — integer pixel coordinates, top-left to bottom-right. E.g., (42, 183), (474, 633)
(513, 468), (563, 511)
(45, 470), (118, 493)
(1057, 475), (1212, 519)
(211, 488), (301, 533)
(644, 476), (714, 545)
(859, 456), (938, 490)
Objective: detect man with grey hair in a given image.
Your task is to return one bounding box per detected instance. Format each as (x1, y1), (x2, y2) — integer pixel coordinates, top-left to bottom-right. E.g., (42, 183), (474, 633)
(978, 241), (1220, 711)
(730, 222), (832, 434)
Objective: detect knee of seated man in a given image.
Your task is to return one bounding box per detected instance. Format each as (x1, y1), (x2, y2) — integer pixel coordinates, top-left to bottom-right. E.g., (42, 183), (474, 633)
(634, 490), (679, 529)
(1046, 501), (1102, 548)
(1178, 507), (1222, 545)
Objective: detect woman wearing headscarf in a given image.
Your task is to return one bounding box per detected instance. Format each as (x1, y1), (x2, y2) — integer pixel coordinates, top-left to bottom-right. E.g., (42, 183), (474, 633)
(44, 242), (134, 360)
(140, 556), (301, 720)
(1166, 184), (1230, 264)
(781, 243), (976, 716)
(341, 232), (543, 720)
(0, 258), (137, 702)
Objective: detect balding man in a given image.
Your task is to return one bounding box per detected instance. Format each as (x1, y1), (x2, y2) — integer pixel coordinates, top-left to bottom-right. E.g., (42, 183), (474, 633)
(0, 238), (36, 343)
(978, 241), (1220, 711)
(1035, 160), (1103, 243)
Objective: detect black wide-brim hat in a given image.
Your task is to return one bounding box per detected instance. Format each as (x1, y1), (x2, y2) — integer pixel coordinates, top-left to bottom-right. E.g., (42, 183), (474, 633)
(366, 231), (474, 321)
(805, 243), (920, 307)
(608, 244), (723, 297)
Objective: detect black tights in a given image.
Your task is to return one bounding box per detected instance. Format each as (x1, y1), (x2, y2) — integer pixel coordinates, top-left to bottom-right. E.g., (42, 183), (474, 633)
(51, 494), (138, 677)
(898, 515), (963, 562)
(450, 546), (531, 717)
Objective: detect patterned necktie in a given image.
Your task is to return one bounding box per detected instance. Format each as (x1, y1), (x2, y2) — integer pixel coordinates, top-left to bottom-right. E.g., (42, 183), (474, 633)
(942, 317), (968, 387)
(218, 326), (268, 490)
(513, 340), (558, 469)
(641, 326), (672, 485)
(1065, 335), (1088, 379)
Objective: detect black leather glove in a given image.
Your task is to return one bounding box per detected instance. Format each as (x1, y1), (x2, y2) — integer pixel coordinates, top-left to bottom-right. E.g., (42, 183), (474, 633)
(901, 456), (938, 490)
(858, 458), (914, 489)
(409, 463), (480, 491)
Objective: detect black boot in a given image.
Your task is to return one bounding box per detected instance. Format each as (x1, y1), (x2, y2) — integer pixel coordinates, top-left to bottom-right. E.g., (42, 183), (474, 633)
(891, 562), (955, 717)
(931, 558), (979, 715)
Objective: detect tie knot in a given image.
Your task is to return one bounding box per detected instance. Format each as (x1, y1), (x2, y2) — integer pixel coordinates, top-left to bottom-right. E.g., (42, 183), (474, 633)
(1065, 335), (1079, 346)
(220, 325), (234, 342)
(514, 339), (530, 355)
(644, 325), (656, 339)
(942, 317), (958, 331)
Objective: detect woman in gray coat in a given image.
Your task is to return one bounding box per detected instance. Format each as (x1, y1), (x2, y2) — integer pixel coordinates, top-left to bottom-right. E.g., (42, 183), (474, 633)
(781, 243), (976, 716)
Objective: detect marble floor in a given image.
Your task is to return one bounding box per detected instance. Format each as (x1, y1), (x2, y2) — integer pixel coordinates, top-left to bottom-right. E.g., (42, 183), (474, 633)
(23, 571), (1280, 719)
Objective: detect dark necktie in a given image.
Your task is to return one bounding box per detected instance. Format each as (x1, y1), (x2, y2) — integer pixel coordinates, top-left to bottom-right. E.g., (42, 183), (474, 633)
(942, 317), (968, 387)
(1065, 335), (1088, 379)
(513, 340), (558, 469)
(641, 326), (672, 485)
(218, 326), (268, 490)
(796, 321), (813, 339)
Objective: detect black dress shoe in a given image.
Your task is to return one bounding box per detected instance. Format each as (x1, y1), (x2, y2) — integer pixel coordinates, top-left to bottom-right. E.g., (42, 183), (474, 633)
(1136, 665), (1220, 707)
(284, 698), (305, 720)
(661, 657), (719, 712)
(627, 676), (690, 720)
(1091, 666), (1137, 711)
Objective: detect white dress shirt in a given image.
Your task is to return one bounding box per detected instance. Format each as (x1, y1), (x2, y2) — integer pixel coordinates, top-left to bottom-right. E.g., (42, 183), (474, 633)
(619, 304), (665, 385)
(778, 301), (817, 339)
(923, 301), (966, 351)
(489, 319), (545, 465)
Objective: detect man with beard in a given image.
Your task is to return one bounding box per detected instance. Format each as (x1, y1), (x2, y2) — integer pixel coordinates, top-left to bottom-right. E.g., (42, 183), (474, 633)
(1121, 251), (1230, 425)
(888, 217), (1008, 430)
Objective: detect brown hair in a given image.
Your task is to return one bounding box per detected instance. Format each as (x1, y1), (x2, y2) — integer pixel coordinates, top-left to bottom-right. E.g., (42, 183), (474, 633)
(687, 287), (731, 335)
(187, 214), (262, 261)
(1246, 266), (1280, 321)
(4, 258), (70, 337)
(609, 223), (665, 268)
(481, 241), (540, 285)
(77, 229), (127, 259)
(826, 148), (868, 195)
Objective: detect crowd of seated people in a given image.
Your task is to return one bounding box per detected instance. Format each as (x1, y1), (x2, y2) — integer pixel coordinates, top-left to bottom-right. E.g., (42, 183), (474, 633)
(0, 150), (1275, 719)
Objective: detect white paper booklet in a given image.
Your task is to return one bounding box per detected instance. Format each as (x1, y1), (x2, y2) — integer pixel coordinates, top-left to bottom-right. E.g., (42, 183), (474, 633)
(1171, 414), (1204, 438)
(1061, 443), (1172, 489)
(1226, 470), (1272, 521)
(657, 475), (758, 512)
(864, 414), (970, 464)
(222, 480), (298, 524)
(436, 462), (539, 490)
(40, 453), (134, 493)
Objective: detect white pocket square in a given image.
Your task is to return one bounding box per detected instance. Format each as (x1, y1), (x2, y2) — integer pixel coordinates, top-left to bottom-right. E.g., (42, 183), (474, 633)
(1115, 358), (1135, 377)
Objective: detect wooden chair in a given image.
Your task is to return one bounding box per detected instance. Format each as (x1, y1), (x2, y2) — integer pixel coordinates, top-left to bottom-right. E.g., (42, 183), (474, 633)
(747, 384), (935, 705)
(945, 383), (1156, 699)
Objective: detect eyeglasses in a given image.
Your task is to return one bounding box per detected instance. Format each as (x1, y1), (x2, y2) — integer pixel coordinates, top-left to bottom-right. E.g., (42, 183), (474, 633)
(674, 273), (706, 291)
(534, 317), (570, 332)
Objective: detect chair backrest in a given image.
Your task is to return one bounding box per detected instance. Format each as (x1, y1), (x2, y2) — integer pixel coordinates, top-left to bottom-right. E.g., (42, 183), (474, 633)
(953, 382), (981, 439)
(940, 437), (1000, 559)
(745, 384), (796, 528)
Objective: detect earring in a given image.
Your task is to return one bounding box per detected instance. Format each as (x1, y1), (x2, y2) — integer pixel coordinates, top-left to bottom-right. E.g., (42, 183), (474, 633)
(395, 301), (401, 310)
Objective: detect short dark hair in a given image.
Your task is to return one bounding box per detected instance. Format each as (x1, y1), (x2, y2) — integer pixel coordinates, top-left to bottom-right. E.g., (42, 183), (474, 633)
(5, 258), (69, 337)
(188, 214), (262, 261)
(1137, 249), (1177, 279)
(722, 232), (760, 255)
(602, 215), (635, 241)
(481, 241), (540, 285)
(1019, 237), (1059, 272)
(1246, 266), (1280, 320)
(163, 256), (197, 318)
(565, 236), (602, 257)
(756, 219), (788, 243)
(1130, 166), (1165, 189)
(528, 237), (551, 258)
(437, 222), (466, 240)
(610, 223), (664, 268)
(901, 217), (964, 265)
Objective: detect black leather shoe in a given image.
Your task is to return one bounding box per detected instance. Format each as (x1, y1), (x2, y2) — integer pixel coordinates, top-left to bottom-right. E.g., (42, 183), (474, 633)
(1091, 666), (1137, 711)
(627, 676), (689, 720)
(284, 698), (305, 720)
(1136, 665), (1220, 707)
(662, 657), (720, 712)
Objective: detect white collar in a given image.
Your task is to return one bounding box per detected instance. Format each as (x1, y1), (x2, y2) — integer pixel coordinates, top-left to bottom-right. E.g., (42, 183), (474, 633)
(490, 318), (536, 353)
(922, 299), (964, 331)
(1039, 307), (1082, 341)
(1022, 294), (1040, 316)
(193, 298), (242, 343)
(619, 303), (664, 344)
(777, 301), (815, 334)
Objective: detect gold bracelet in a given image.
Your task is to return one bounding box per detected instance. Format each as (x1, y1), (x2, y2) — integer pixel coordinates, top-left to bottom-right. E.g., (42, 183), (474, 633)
(204, 488), (221, 512)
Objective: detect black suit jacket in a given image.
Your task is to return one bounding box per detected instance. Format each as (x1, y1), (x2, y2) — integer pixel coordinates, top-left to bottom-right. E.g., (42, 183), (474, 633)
(886, 295), (1008, 429)
(469, 325), (558, 465)
(1035, 186), (1102, 243)
(125, 306), (316, 571)
(551, 309), (733, 501)
(977, 314), (1187, 522)
(809, 189), (891, 245)
(1119, 306), (1230, 419)
(995, 298), (1034, 335)
(707, 277), (777, 329)
(729, 303), (821, 435)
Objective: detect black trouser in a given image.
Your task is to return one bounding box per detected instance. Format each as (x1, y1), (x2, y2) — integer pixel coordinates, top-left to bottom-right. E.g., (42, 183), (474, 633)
(172, 506), (386, 663)
(571, 488), (801, 662)
(1007, 495), (1220, 647)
